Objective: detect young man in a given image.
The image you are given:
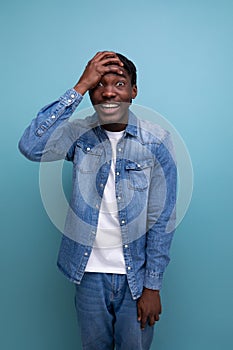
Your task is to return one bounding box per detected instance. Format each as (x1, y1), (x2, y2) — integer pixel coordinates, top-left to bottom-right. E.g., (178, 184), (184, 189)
(19, 51), (177, 350)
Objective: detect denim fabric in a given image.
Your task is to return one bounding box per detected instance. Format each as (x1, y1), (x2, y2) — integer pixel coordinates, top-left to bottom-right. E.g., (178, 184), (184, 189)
(18, 88), (177, 299)
(74, 273), (154, 350)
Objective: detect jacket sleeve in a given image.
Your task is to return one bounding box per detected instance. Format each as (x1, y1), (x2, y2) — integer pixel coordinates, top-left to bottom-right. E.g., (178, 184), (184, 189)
(144, 132), (177, 290)
(18, 89), (83, 162)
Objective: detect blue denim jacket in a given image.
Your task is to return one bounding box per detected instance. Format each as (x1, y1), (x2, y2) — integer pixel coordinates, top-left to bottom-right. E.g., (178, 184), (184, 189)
(19, 88), (177, 300)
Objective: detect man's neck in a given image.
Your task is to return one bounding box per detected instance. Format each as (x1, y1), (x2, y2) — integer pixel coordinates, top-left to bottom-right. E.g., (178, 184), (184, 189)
(102, 123), (127, 132)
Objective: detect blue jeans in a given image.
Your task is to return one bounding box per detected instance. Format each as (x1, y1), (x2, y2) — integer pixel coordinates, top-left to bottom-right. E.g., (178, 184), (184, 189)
(74, 273), (154, 350)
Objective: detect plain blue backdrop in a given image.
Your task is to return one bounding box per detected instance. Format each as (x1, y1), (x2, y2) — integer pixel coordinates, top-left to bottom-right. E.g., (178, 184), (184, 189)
(1, 1), (233, 349)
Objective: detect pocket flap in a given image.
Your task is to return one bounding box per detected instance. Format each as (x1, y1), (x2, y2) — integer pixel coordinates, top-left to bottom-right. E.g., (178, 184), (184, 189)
(76, 139), (102, 156)
(125, 159), (154, 170)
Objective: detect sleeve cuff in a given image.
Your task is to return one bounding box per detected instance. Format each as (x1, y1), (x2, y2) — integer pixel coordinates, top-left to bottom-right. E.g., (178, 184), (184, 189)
(59, 88), (83, 107)
(35, 88), (83, 137)
(143, 271), (164, 290)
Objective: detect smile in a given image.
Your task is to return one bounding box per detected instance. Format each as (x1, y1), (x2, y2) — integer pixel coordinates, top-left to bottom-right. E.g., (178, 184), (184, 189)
(101, 103), (120, 109)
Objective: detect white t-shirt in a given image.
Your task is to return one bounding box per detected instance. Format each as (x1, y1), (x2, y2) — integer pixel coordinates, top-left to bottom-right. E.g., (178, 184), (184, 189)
(85, 129), (126, 274)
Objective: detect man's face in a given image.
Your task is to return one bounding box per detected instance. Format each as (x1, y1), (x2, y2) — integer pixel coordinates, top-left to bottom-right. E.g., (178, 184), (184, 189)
(89, 68), (137, 131)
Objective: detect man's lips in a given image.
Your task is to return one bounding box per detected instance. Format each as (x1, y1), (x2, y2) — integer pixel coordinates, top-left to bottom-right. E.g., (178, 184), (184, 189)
(100, 103), (120, 109)
(96, 103), (121, 116)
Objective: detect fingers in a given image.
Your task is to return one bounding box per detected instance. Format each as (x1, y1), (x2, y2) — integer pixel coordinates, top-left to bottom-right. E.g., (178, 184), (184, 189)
(141, 313), (158, 329)
(92, 51), (123, 65)
(137, 304), (146, 330)
(101, 57), (123, 68)
(141, 315), (148, 330)
(87, 58), (124, 85)
(137, 305), (146, 330)
(149, 313), (160, 326)
(137, 304), (142, 321)
(89, 51), (124, 72)
(88, 51), (124, 80)
(137, 305), (160, 329)
(103, 64), (124, 76)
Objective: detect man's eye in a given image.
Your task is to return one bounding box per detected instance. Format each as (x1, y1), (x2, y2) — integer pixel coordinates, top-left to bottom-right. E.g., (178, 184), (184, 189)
(97, 82), (104, 87)
(116, 81), (125, 87)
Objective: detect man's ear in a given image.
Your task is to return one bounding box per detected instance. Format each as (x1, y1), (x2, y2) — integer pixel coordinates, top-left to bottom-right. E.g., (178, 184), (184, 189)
(132, 85), (138, 99)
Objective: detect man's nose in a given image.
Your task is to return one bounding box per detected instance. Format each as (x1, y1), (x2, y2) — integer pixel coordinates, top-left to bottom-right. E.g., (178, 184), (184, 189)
(102, 86), (116, 98)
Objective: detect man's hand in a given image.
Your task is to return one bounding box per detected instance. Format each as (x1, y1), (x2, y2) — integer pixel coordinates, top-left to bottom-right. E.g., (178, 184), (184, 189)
(74, 51), (124, 95)
(137, 288), (162, 330)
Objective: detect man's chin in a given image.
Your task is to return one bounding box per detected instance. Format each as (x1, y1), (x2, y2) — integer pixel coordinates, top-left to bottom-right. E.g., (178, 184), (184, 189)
(96, 113), (128, 131)
(98, 115), (122, 126)
(97, 112), (127, 126)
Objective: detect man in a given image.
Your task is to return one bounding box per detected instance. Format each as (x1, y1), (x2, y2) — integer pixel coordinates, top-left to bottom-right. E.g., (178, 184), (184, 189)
(19, 51), (177, 349)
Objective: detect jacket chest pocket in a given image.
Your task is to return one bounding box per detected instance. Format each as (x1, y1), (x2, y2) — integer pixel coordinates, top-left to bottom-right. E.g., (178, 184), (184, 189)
(125, 159), (154, 191)
(75, 140), (102, 174)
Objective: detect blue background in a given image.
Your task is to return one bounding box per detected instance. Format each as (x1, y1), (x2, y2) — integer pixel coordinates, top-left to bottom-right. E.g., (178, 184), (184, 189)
(1, 0), (233, 349)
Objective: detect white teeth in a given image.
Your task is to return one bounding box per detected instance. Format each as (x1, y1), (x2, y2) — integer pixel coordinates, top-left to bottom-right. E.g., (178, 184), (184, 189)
(102, 104), (119, 108)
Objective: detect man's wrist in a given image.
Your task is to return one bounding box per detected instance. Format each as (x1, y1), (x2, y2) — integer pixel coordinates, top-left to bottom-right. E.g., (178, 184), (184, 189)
(73, 82), (89, 96)
(143, 287), (160, 293)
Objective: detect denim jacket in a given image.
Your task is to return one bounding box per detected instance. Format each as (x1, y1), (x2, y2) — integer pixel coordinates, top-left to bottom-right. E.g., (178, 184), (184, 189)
(19, 88), (177, 300)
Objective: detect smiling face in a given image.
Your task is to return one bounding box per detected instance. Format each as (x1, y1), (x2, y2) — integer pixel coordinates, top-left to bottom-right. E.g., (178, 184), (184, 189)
(89, 68), (137, 131)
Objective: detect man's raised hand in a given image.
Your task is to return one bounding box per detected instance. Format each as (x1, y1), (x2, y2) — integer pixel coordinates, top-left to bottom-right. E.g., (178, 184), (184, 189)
(74, 51), (124, 95)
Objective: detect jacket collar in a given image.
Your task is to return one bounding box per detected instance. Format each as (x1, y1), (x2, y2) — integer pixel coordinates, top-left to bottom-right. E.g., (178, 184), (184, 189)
(125, 110), (138, 137)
